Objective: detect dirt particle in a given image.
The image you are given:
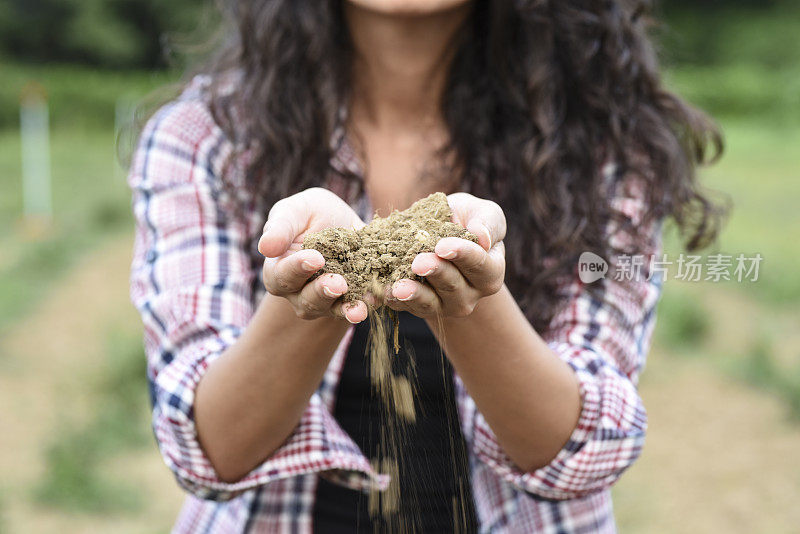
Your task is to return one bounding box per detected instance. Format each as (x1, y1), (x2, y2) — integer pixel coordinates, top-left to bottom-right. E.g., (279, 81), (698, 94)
(303, 192), (477, 530)
(302, 192), (477, 304)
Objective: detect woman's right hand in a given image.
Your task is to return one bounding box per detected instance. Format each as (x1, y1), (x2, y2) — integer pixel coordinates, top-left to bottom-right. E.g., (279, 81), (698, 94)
(257, 188), (368, 324)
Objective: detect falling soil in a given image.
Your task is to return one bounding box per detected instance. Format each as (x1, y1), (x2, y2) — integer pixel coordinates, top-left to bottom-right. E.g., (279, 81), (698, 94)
(303, 192), (478, 531)
(302, 192), (477, 305)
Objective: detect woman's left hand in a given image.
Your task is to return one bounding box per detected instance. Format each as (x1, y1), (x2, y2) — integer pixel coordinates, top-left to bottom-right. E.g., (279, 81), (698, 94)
(387, 192), (506, 318)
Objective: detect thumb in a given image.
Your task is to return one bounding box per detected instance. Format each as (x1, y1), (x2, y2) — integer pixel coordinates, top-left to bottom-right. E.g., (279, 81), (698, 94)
(466, 218), (494, 252)
(257, 219), (297, 258)
(448, 193), (506, 251)
(258, 198), (307, 258)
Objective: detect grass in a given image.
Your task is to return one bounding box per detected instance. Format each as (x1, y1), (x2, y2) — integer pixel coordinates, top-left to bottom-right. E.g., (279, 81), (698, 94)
(654, 289), (711, 351)
(0, 61), (181, 332)
(652, 275), (800, 424)
(666, 64), (800, 124)
(659, 118), (800, 307)
(0, 61), (176, 130)
(0, 19), (796, 522)
(35, 331), (151, 513)
(0, 128), (134, 332)
(738, 336), (800, 422)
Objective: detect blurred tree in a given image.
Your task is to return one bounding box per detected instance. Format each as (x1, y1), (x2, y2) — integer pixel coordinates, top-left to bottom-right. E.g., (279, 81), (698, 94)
(660, 0), (800, 67)
(0, 0), (208, 68)
(0, 0), (793, 69)
(113, 0), (212, 68)
(665, 0), (782, 6)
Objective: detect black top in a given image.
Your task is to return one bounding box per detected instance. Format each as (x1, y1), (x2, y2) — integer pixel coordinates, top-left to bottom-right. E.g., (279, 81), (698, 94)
(312, 311), (478, 533)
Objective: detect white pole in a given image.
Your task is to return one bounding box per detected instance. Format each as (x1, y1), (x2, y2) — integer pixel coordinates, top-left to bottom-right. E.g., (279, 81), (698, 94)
(20, 84), (52, 222)
(114, 97), (135, 180)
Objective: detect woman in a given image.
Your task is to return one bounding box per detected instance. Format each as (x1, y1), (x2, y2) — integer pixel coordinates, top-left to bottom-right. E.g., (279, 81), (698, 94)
(129, 0), (722, 532)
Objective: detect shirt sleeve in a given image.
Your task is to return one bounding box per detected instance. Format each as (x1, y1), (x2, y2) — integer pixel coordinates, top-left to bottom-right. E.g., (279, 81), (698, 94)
(129, 95), (386, 502)
(467, 171), (662, 501)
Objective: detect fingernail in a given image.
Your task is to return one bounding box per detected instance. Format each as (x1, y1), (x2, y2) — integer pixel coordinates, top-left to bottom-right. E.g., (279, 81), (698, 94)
(344, 304), (360, 324)
(468, 221), (492, 250)
(302, 260), (319, 271)
(397, 290), (415, 302)
(482, 226), (493, 249)
(323, 286), (341, 298)
(419, 267), (435, 277)
(438, 250), (457, 260)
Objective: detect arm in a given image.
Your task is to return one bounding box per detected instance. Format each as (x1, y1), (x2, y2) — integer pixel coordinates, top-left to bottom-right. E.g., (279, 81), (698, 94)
(195, 189), (370, 482)
(195, 296), (349, 482)
(387, 187), (660, 499)
(130, 99), (378, 499)
(426, 286), (581, 472)
(387, 195), (578, 471)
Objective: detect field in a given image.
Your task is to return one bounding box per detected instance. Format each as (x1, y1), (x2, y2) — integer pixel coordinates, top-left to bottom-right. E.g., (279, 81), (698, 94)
(1, 32), (799, 533)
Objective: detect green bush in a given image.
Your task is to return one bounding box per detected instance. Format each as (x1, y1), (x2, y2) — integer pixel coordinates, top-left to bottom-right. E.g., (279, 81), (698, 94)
(35, 332), (150, 513)
(655, 291), (712, 350)
(739, 336), (800, 422)
(660, 3), (800, 122)
(662, 3), (800, 69)
(0, 0), (210, 68)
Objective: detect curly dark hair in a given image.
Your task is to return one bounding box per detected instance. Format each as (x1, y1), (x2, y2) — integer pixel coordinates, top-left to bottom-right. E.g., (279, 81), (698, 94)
(194, 0), (725, 331)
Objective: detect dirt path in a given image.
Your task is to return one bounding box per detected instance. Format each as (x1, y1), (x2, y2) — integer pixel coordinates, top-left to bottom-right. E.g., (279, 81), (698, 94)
(615, 346), (800, 533)
(0, 235), (184, 534)
(615, 282), (800, 533)
(0, 239), (798, 533)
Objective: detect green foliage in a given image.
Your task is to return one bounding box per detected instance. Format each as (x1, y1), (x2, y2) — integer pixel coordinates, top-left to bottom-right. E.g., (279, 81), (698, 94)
(661, 2), (800, 68)
(94, 331), (151, 450)
(0, 0), (210, 68)
(739, 336), (800, 421)
(687, 120), (800, 307)
(666, 64), (800, 124)
(36, 433), (143, 514)
(0, 61), (176, 130)
(0, 491), (5, 534)
(0, 239), (70, 332)
(655, 291), (711, 350)
(35, 332), (150, 513)
(661, 2), (800, 121)
(0, 128), (135, 332)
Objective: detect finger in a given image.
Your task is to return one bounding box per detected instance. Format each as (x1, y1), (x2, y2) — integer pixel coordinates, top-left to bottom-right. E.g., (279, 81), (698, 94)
(263, 249), (324, 295)
(447, 193), (506, 251)
(258, 197), (309, 258)
(464, 203), (506, 251)
(434, 237), (505, 292)
(258, 220), (295, 258)
(337, 300), (369, 324)
(291, 272), (347, 319)
(388, 279), (441, 318)
(411, 252), (470, 296)
(291, 272), (368, 324)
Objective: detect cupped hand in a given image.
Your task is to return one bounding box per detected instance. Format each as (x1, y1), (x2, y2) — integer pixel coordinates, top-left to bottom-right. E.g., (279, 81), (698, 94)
(257, 187), (368, 324)
(387, 192), (506, 319)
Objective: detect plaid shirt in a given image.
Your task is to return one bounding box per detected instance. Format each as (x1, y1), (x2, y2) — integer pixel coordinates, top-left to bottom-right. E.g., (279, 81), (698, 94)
(129, 77), (661, 533)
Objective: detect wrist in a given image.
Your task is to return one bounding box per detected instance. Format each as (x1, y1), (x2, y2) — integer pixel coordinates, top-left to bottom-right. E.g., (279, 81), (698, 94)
(424, 286), (511, 354)
(255, 293), (351, 347)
